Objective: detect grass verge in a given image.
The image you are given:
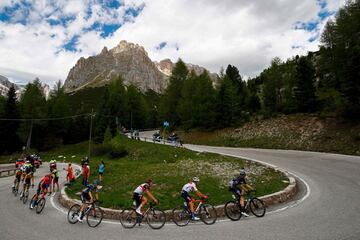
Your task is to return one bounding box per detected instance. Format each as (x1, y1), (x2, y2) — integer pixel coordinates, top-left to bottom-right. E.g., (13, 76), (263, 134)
(1, 135), (288, 210)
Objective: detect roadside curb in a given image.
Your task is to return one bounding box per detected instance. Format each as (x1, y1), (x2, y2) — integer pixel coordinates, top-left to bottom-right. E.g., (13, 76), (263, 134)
(58, 163), (297, 221)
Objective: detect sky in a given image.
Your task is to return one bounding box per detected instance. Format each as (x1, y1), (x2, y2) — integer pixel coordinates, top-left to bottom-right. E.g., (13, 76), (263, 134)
(0, 0), (346, 86)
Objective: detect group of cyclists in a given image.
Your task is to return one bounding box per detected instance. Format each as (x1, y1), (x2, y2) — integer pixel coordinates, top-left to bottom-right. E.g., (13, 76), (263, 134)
(129, 168), (253, 221)
(12, 157), (35, 198)
(12, 156), (61, 209)
(12, 154), (254, 223)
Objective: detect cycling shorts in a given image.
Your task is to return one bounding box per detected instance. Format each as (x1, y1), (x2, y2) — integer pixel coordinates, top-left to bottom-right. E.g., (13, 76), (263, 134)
(132, 192), (142, 207)
(229, 187), (242, 197)
(181, 191), (194, 203)
(24, 176), (31, 185)
(36, 183), (49, 195)
(53, 177), (59, 183)
(81, 192), (91, 203)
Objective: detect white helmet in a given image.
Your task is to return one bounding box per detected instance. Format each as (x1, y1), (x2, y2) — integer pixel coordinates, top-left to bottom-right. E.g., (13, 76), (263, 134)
(192, 177), (200, 183)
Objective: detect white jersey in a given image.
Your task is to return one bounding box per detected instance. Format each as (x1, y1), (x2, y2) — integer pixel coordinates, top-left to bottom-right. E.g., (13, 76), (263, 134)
(182, 182), (198, 193)
(134, 183), (150, 195)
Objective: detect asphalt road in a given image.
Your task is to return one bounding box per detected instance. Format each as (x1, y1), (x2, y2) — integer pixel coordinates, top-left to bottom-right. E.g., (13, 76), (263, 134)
(1, 137), (360, 240)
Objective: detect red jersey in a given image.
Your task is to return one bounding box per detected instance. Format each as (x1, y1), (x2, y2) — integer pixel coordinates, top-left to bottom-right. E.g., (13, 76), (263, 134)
(83, 166), (89, 178)
(41, 175), (52, 185)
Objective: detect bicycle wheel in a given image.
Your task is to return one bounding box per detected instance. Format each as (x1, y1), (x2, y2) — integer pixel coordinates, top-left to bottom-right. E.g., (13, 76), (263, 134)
(249, 198), (266, 217)
(23, 191), (29, 204)
(29, 195), (37, 210)
(19, 190), (24, 200)
(86, 206), (103, 228)
(36, 198), (46, 214)
(199, 203), (217, 225)
(120, 209), (138, 229)
(13, 188), (18, 196)
(172, 205), (191, 227)
(224, 200), (241, 221)
(67, 204), (81, 224)
(146, 208), (166, 229)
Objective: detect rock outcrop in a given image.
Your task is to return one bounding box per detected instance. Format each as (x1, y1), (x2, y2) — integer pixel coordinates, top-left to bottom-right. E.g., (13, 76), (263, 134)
(64, 40), (167, 93)
(0, 75), (22, 97)
(64, 40), (217, 93)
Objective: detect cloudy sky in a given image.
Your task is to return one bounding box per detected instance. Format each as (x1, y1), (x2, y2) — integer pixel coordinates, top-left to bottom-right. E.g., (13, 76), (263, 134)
(0, 0), (345, 86)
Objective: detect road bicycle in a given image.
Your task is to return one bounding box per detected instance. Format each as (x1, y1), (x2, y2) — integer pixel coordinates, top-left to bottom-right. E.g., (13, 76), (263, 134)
(29, 192), (47, 214)
(19, 184), (30, 204)
(224, 189), (266, 221)
(172, 196), (217, 227)
(12, 179), (20, 196)
(67, 202), (104, 228)
(120, 202), (166, 230)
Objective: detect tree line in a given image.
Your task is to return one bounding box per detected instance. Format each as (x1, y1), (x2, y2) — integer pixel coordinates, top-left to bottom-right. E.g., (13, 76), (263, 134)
(0, 0), (358, 154)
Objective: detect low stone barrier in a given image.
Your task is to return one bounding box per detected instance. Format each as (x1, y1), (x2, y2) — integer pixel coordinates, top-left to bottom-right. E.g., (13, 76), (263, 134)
(58, 173), (297, 221)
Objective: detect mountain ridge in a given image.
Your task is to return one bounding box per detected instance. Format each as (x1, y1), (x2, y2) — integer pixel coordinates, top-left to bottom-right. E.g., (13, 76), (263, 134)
(64, 40), (217, 93)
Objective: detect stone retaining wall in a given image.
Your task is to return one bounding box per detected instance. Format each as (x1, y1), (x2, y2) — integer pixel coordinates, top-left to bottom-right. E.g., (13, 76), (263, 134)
(59, 173), (297, 221)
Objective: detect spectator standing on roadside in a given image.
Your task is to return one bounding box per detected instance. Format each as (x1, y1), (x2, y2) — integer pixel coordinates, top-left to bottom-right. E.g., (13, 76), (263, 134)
(98, 160), (105, 183)
(82, 162), (90, 186)
(67, 163), (74, 184)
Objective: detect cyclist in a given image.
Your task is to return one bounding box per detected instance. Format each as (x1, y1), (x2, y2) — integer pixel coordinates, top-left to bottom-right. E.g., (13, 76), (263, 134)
(228, 168), (254, 217)
(133, 179), (159, 215)
(52, 169), (60, 192)
(181, 177), (206, 221)
(12, 167), (23, 191)
(30, 173), (53, 209)
(49, 158), (57, 172)
(20, 161), (34, 198)
(77, 179), (101, 222)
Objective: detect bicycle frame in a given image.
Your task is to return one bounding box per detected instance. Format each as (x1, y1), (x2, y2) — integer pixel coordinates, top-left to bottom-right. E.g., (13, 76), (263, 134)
(84, 202), (96, 215)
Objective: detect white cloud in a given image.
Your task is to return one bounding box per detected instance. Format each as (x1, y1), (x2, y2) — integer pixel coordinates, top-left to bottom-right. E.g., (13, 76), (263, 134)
(0, 0), (346, 86)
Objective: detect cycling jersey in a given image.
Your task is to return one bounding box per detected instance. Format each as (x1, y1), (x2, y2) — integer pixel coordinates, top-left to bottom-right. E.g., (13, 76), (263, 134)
(82, 184), (95, 194)
(16, 169), (23, 176)
(41, 176), (52, 185)
(134, 183), (150, 195)
(52, 170), (59, 178)
(182, 182), (198, 193)
(23, 163), (33, 174)
(228, 176), (246, 188)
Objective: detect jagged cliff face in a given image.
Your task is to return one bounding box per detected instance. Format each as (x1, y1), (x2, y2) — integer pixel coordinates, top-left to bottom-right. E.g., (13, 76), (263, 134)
(64, 40), (217, 93)
(0, 75), (50, 99)
(64, 40), (167, 93)
(154, 58), (218, 81)
(0, 75), (22, 97)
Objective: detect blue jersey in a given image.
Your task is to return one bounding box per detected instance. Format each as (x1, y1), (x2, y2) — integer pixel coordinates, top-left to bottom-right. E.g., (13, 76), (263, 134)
(83, 184), (95, 194)
(99, 163), (105, 173)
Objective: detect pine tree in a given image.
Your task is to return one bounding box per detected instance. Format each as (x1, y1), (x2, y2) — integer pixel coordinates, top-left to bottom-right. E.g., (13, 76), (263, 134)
(18, 79), (47, 150)
(216, 75), (239, 126)
(192, 72), (216, 128)
(160, 59), (188, 126)
(0, 85), (21, 153)
(178, 71), (196, 128)
(294, 56), (317, 112)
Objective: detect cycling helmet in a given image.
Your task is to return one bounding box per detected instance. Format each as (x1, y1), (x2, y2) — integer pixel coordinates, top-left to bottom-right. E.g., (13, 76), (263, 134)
(25, 160), (30, 163)
(93, 179), (100, 185)
(192, 177), (200, 183)
(240, 168), (246, 177)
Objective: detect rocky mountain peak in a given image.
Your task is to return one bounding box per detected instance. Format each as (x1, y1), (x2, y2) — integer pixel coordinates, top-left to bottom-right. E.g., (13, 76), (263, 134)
(63, 40), (217, 93)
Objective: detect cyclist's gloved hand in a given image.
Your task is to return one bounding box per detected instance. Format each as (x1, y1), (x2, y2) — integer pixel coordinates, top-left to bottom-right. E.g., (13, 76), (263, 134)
(202, 195), (208, 200)
(154, 199), (159, 205)
(31, 184), (34, 188)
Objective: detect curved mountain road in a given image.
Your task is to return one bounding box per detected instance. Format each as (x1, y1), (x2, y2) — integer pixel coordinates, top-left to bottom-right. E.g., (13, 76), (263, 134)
(1, 142), (360, 240)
